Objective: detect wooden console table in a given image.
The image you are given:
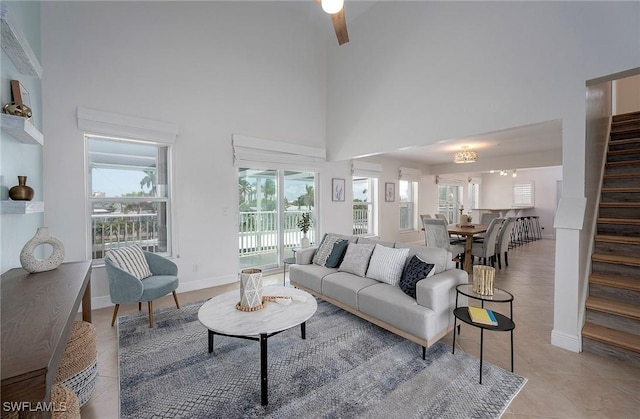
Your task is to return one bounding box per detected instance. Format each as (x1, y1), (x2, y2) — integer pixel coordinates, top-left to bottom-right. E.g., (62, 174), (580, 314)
(1, 261), (92, 415)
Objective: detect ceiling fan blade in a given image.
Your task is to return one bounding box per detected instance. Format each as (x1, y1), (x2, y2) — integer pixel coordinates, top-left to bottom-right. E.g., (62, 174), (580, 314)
(330, 9), (349, 45)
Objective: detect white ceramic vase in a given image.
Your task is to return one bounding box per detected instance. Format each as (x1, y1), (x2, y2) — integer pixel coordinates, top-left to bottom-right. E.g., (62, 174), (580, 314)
(239, 268), (263, 309)
(300, 233), (310, 249)
(20, 227), (65, 273)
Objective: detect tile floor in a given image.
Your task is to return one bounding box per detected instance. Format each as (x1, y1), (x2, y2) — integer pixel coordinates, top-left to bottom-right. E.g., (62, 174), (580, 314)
(80, 239), (640, 418)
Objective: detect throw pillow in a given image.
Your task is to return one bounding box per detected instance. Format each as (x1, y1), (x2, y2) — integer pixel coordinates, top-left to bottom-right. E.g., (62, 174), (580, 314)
(106, 245), (152, 280)
(338, 243), (375, 277)
(312, 234), (343, 266)
(366, 244), (410, 286)
(399, 255), (436, 299)
(324, 239), (349, 268)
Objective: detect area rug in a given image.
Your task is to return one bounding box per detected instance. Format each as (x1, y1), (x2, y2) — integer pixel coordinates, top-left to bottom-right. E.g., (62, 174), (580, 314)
(118, 299), (527, 418)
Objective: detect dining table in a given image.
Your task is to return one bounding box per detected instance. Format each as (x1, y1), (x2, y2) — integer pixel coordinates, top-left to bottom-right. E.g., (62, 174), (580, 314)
(447, 223), (488, 274)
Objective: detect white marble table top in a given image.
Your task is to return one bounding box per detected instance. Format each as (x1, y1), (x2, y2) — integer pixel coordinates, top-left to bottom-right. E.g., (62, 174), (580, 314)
(198, 285), (317, 336)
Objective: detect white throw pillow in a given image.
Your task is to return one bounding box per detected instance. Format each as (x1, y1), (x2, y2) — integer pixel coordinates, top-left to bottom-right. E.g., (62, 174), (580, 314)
(107, 245), (152, 280)
(338, 243), (375, 277)
(366, 244), (410, 286)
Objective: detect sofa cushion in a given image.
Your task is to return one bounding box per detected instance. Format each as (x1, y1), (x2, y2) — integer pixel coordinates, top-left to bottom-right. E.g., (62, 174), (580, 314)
(358, 283), (436, 341)
(365, 244), (409, 286)
(321, 272), (379, 308)
(393, 243), (454, 274)
(356, 237), (395, 248)
(106, 245), (152, 280)
(338, 243), (375, 277)
(398, 255), (435, 298)
(325, 239), (349, 268)
(289, 264), (337, 294)
(313, 234), (345, 266)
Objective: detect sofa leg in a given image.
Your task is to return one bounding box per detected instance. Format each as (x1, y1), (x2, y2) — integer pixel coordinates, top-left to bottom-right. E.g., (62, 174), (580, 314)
(138, 302), (142, 311)
(111, 304), (119, 327)
(173, 290), (180, 309)
(148, 301), (154, 328)
(422, 346), (426, 360)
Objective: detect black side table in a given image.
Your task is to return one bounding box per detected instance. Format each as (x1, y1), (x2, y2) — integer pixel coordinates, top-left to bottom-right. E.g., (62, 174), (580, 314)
(452, 284), (515, 384)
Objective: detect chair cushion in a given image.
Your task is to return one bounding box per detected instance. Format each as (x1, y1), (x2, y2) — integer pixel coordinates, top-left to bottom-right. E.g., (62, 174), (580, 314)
(365, 244), (409, 286)
(106, 245), (152, 280)
(139, 275), (179, 302)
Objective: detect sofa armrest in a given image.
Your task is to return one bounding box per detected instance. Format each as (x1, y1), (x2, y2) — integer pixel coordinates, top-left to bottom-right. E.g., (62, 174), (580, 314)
(295, 247), (317, 265)
(415, 268), (468, 313)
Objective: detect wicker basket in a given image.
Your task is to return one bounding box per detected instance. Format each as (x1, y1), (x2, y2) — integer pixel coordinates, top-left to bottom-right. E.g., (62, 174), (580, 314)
(51, 383), (81, 419)
(55, 321), (98, 407)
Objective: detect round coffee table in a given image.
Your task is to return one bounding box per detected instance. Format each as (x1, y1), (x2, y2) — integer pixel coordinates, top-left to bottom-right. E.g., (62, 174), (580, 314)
(198, 285), (317, 405)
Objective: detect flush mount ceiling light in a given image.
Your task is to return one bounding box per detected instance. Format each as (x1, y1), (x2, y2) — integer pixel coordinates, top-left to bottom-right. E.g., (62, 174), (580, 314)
(321, 0), (344, 14)
(453, 146), (478, 164)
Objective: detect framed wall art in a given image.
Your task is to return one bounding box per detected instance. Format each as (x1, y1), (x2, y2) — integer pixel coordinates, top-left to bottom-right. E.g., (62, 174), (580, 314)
(332, 178), (345, 201)
(385, 182), (395, 202)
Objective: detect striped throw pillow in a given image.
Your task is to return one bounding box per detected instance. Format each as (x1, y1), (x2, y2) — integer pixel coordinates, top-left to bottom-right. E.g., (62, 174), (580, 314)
(106, 245), (152, 280)
(366, 244), (409, 286)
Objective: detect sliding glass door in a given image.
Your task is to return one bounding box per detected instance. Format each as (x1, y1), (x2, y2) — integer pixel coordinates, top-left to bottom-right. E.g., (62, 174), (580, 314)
(238, 168), (316, 270)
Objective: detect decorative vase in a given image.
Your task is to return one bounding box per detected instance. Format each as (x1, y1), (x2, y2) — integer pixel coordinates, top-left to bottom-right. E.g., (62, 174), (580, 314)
(472, 265), (495, 296)
(460, 215), (469, 226)
(300, 233), (310, 249)
(238, 268), (263, 310)
(9, 176), (34, 201)
(20, 227), (65, 273)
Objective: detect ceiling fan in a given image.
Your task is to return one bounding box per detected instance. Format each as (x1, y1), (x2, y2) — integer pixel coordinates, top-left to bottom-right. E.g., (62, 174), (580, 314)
(318, 0), (349, 45)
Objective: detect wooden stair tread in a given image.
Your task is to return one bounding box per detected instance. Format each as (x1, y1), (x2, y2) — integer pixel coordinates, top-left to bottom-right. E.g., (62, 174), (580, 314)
(606, 159), (640, 167)
(608, 148), (640, 156)
(592, 252), (640, 266)
(597, 217), (640, 225)
(613, 111), (640, 121)
(609, 137), (640, 145)
(594, 234), (640, 245)
(611, 126), (640, 135)
(586, 296), (640, 320)
(590, 272), (640, 292)
(582, 322), (640, 353)
(601, 187), (640, 193)
(599, 202), (640, 207)
(603, 173), (640, 179)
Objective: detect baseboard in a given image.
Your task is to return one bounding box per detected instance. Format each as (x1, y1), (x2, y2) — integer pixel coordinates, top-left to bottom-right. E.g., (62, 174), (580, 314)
(90, 274), (238, 310)
(551, 329), (581, 352)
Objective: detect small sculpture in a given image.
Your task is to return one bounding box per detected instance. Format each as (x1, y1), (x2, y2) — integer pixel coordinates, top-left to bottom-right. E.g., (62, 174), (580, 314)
(2, 102), (32, 119)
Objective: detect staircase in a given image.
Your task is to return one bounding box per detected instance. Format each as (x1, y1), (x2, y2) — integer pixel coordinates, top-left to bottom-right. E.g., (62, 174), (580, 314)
(583, 111), (640, 366)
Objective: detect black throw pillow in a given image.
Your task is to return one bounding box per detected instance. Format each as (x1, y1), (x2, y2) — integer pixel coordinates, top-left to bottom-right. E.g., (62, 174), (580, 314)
(399, 255), (435, 299)
(325, 239), (349, 268)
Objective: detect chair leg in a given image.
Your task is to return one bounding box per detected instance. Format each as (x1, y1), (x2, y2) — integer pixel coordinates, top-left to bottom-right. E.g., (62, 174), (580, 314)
(497, 254), (502, 269)
(148, 301), (154, 328)
(138, 302), (142, 311)
(173, 290), (180, 309)
(505, 252), (509, 267)
(111, 304), (120, 327)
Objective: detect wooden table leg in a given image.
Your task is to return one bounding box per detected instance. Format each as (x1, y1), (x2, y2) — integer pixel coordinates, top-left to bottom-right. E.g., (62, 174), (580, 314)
(464, 235), (474, 273)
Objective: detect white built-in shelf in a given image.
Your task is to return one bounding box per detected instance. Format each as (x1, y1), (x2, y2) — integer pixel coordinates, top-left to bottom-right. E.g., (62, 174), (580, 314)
(1, 114), (43, 145)
(1, 200), (44, 214)
(0, 5), (43, 78)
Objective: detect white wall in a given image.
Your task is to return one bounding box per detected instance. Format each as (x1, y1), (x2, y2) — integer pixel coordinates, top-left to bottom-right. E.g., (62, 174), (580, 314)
(615, 74), (640, 114)
(325, 1), (640, 352)
(41, 1), (329, 306)
(1, 1), (43, 273)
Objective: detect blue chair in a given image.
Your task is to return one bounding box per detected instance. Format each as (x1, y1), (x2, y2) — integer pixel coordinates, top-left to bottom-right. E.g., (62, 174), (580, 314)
(106, 250), (180, 328)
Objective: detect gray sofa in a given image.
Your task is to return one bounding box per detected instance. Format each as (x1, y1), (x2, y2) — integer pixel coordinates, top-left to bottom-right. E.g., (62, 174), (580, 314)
(290, 234), (468, 356)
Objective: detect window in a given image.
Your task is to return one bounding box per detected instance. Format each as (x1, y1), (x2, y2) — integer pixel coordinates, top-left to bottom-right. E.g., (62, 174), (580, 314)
(87, 135), (171, 260)
(399, 180), (418, 230)
(438, 184), (462, 224)
(352, 176), (378, 235)
(468, 180), (480, 212)
(513, 182), (534, 207)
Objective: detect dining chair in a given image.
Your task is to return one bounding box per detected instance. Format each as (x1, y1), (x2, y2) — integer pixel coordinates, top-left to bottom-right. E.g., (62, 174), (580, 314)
(422, 218), (464, 267)
(470, 218), (503, 267)
(495, 217), (516, 269)
(479, 212), (499, 226)
(420, 214), (432, 222)
(105, 246), (180, 328)
(434, 213), (449, 224)
(473, 216), (504, 242)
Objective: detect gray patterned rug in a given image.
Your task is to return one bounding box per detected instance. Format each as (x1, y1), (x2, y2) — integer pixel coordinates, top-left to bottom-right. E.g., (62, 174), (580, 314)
(118, 299), (526, 418)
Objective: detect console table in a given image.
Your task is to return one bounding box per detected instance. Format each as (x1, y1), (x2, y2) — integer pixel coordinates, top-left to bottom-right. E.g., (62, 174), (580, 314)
(1, 261), (92, 414)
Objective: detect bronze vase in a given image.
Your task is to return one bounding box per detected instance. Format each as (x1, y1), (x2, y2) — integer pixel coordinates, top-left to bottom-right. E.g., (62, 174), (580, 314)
(9, 176), (34, 201)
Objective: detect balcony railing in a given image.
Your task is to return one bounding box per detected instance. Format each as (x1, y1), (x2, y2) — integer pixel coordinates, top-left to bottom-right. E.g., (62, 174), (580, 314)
(353, 206), (369, 235)
(91, 212), (162, 259)
(239, 210), (316, 257)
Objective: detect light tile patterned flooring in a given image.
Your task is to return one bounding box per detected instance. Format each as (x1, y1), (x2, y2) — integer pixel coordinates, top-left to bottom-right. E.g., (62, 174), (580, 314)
(81, 239), (640, 418)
